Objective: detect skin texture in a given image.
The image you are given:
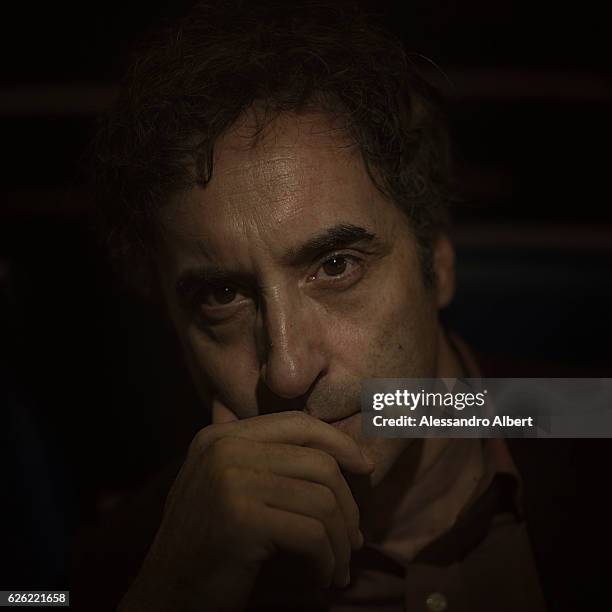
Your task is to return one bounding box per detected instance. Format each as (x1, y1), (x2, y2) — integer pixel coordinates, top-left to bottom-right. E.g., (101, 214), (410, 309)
(118, 112), (462, 611)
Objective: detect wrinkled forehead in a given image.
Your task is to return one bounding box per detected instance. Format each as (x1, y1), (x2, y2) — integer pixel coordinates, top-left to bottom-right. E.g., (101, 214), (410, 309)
(155, 112), (408, 266)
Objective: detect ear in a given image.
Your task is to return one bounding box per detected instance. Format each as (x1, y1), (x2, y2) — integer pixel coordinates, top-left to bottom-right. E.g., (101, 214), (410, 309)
(211, 396), (240, 424)
(433, 233), (456, 309)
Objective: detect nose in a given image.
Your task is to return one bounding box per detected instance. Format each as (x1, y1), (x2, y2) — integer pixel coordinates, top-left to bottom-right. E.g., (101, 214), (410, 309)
(257, 288), (327, 400)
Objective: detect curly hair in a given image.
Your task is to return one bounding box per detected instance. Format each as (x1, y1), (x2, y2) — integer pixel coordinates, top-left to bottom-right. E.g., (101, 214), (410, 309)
(91, 0), (454, 290)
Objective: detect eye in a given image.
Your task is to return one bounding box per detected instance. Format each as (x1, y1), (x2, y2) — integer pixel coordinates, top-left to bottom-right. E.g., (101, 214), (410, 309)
(208, 285), (237, 305)
(321, 256), (348, 277)
(195, 283), (250, 322)
(310, 254), (363, 284)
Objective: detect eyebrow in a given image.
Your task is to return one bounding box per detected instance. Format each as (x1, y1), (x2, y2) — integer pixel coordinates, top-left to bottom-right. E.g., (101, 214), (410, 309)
(175, 223), (377, 300)
(280, 223), (377, 267)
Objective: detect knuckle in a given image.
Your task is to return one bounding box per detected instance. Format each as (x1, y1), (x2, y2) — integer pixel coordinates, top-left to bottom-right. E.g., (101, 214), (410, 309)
(309, 519), (328, 547)
(211, 463), (246, 504)
(190, 427), (210, 455)
(317, 486), (338, 518)
(206, 435), (242, 464)
(216, 463), (243, 489)
(212, 465), (242, 502)
(318, 451), (341, 479)
(190, 424), (222, 455)
(213, 468), (256, 526)
(310, 522), (335, 573)
(225, 493), (252, 530)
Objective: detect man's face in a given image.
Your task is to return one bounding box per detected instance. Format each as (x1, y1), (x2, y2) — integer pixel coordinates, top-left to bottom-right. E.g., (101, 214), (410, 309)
(156, 112), (450, 483)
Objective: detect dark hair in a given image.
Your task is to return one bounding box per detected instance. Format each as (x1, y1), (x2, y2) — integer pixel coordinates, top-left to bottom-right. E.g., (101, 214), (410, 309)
(91, 0), (454, 290)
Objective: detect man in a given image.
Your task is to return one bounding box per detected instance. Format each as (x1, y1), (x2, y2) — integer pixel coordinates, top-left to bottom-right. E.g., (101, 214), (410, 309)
(79, 2), (561, 610)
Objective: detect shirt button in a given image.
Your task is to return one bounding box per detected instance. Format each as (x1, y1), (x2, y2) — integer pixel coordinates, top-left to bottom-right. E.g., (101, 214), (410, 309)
(426, 592), (448, 612)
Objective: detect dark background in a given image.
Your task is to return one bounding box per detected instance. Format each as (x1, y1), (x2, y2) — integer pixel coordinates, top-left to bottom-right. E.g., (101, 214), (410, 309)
(1, 0), (611, 594)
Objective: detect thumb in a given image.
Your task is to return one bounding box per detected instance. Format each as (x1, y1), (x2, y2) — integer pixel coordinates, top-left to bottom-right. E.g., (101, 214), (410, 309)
(211, 396), (240, 424)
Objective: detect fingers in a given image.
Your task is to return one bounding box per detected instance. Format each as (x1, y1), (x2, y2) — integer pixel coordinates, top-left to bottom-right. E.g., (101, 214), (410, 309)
(258, 505), (340, 588)
(249, 472), (352, 587)
(195, 410), (373, 475)
(186, 408), (371, 590)
(220, 439), (362, 549)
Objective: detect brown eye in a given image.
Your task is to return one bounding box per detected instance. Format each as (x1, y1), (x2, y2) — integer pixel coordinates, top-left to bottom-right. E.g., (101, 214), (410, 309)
(322, 256), (347, 277)
(193, 283), (250, 325)
(211, 286), (237, 305)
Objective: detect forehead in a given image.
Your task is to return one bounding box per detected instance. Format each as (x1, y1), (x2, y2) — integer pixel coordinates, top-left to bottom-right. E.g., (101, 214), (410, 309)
(157, 112), (406, 263)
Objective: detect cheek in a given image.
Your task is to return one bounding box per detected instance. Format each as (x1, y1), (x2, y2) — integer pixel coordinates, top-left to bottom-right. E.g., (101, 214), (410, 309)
(185, 328), (261, 418)
(326, 258), (438, 378)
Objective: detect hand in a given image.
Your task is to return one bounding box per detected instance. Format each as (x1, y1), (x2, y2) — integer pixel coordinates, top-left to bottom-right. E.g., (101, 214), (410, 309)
(118, 406), (374, 612)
